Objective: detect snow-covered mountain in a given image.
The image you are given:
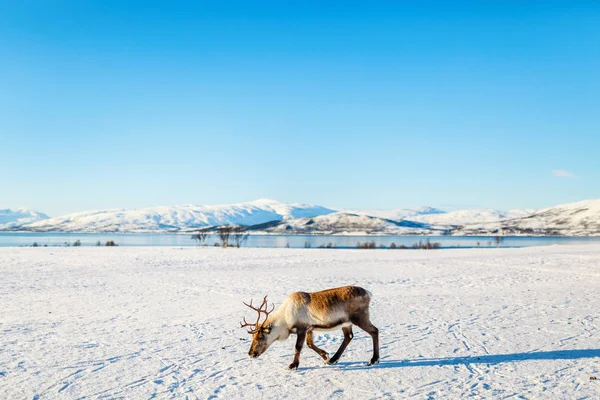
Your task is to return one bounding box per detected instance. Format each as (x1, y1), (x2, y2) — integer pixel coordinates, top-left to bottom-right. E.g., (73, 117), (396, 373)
(411, 208), (536, 227)
(246, 213), (434, 235)
(500, 199), (599, 236)
(245, 199), (334, 219)
(13, 199), (335, 233)
(348, 206), (445, 221)
(0, 208), (49, 229)
(3, 198), (598, 236)
(451, 199), (600, 236)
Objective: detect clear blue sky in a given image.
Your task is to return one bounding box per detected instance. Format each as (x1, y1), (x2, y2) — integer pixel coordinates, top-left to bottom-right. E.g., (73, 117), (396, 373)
(1, 1), (598, 216)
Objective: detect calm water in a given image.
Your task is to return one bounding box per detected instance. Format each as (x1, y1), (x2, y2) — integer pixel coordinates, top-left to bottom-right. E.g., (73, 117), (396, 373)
(1, 232), (599, 248)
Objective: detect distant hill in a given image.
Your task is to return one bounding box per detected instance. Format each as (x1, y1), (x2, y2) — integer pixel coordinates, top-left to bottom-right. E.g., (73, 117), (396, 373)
(245, 213), (435, 235)
(346, 206), (445, 221)
(0, 208), (49, 229)
(410, 208), (536, 228)
(3, 198), (599, 236)
(12, 199), (334, 233)
(454, 199), (600, 236)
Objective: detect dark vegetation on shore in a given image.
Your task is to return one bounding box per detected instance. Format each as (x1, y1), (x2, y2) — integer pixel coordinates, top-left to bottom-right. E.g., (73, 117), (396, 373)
(30, 240), (119, 247)
(356, 239), (441, 249)
(26, 234), (505, 249)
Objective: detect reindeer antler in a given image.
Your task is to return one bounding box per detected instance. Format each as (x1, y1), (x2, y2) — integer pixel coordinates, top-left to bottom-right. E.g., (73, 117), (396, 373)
(240, 295), (275, 334)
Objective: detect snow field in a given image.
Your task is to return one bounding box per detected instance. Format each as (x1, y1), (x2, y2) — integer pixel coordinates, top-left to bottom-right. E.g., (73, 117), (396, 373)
(1, 245), (599, 399)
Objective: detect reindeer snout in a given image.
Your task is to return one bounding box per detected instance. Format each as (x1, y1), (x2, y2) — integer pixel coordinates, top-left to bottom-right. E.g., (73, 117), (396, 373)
(248, 351), (258, 358)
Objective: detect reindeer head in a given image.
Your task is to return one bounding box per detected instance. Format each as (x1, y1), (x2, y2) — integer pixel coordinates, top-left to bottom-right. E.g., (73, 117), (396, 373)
(240, 296), (279, 358)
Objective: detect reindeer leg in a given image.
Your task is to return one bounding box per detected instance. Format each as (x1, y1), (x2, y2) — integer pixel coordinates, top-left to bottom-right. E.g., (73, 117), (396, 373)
(352, 316), (379, 366)
(288, 328), (307, 370)
(306, 330), (329, 364)
(327, 326), (353, 365)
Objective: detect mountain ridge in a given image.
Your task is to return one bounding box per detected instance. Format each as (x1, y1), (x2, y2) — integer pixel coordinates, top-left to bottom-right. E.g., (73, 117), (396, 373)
(241, 212), (436, 235)
(0, 208), (50, 230)
(454, 199), (600, 236)
(12, 200), (336, 233)
(2, 198), (599, 236)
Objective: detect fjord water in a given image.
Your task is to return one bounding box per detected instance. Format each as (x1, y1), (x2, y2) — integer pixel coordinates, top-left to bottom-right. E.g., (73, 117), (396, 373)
(1, 232), (599, 248)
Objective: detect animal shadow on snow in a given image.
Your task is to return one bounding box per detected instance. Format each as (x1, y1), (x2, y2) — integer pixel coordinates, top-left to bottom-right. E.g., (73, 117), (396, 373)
(324, 349), (600, 371)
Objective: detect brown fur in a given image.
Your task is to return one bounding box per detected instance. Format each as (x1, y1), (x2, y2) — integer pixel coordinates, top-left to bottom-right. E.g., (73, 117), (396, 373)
(290, 286), (369, 312)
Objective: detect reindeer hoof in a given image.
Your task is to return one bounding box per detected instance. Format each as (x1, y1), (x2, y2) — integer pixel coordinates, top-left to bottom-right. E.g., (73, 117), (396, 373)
(367, 358), (379, 366)
(288, 363), (299, 370)
(327, 359), (338, 365)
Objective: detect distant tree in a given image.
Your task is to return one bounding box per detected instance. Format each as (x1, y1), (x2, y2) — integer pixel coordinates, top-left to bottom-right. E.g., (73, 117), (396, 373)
(494, 236), (504, 247)
(390, 242), (397, 249)
(96, 240), (102, 246)
(218, 226), (232, 247)
(356, 241), (376, 249)
(232, 226), (249, 248)
(304, 241), (311, 248)
(318, 242), (335, 248)
(105, 240), (118, 247)
(73, 240), (82, 247)
(412, 239), (441, 250)
(32, 242), (39, 247)
(191, 232), (208, 246)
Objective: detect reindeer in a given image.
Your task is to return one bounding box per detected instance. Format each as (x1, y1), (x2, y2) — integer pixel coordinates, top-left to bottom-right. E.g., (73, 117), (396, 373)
(240, 286), (379, 370)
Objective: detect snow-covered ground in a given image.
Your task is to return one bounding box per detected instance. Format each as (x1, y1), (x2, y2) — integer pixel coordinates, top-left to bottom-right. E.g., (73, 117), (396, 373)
(2, 245), (599, 399)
